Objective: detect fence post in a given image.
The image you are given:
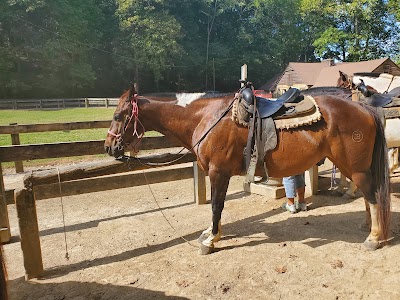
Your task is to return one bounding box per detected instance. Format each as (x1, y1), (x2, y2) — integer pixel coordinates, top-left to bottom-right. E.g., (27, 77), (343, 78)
(85, 98), (88, 108)
(15, 188), (43, 280)
(105, 98), (109, 108)
(10, 123), (24, 173)
(0, 163), (11, 243)
(193, 162), (207, 205)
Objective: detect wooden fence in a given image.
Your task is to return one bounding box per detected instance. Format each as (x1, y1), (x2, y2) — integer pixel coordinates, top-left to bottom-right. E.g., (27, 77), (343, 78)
(0, 121), (207, 280)
(0, 98), (120, 110)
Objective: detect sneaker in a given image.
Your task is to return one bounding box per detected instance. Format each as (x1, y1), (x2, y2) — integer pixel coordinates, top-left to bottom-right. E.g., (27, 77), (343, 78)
(282, 203), (297, 214)
(295, 201), (307, 212)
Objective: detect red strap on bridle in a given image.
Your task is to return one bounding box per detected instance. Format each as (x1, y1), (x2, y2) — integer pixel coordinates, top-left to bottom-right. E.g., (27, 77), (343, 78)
(108, 94), (145, 145)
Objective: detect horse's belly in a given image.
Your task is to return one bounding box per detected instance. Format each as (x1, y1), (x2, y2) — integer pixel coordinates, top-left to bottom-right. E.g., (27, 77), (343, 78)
(385, 118), (400, 148)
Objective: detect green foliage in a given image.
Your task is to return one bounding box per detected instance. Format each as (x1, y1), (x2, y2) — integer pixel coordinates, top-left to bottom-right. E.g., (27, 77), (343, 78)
(0, 0), (399, 97)
(311, 0), (400, 61)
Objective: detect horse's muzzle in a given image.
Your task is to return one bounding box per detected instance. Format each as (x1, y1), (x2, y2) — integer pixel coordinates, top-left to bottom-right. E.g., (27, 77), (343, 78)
(104, 143), (124, 158)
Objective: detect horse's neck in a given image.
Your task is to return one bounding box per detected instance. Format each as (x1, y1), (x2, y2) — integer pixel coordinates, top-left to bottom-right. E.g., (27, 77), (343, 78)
(140, 100), (201, 147)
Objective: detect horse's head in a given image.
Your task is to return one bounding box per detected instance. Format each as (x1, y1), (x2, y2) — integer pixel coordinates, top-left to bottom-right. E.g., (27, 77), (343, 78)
(104, 84), (145, 158)
(337, 70), (355, 90)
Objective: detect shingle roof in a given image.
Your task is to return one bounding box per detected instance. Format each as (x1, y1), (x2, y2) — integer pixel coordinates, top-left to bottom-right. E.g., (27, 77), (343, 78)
(312, 58), (389, 86)
(258, 72), (283, 91)
(286, 62), (327, 86)
(259, 58), (399, 90)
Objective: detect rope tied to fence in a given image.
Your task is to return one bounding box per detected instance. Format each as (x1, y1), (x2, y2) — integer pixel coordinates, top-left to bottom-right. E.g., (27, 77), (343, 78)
(57, 167), (70, 260)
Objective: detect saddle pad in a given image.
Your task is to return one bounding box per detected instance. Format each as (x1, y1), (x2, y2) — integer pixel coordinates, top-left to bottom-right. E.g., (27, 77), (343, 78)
(384, 106), (400, 119)
(274, 96), (322, 129)
(274, 96), (316, 120)
(383, 97), (400, 108)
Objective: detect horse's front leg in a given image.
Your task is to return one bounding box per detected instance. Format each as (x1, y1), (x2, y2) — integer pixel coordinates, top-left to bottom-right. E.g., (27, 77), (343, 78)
(198, 170), (230, 255)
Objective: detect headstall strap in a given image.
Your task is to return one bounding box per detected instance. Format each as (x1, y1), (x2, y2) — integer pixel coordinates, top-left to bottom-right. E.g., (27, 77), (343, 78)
(125, 93), (144, 143)
(107, 93), (145, 147)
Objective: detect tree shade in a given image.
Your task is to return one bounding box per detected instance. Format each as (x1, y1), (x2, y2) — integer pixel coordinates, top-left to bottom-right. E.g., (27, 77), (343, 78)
(0, 0), (399, 98)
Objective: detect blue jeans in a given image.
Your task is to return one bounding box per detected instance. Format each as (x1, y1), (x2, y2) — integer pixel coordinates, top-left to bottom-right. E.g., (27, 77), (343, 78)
(283, 173), (305, 198)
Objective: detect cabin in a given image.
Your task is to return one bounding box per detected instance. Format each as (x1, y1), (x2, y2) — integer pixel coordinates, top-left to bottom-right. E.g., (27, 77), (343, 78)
(260, 58), (400, 96)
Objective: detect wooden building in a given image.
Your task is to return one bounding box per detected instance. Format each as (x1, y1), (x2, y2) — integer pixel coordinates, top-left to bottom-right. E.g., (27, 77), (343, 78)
(260, 58), (400, 96)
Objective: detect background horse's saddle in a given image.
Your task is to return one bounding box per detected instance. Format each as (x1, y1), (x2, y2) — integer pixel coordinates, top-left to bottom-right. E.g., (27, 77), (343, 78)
(358, 81), (400, 107)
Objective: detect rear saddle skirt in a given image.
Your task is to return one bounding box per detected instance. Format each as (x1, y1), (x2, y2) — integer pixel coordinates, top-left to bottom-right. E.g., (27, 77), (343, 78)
(232, 87), (322, 130)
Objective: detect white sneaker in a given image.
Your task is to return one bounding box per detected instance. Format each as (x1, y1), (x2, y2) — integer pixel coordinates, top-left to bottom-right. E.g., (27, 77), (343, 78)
(282, 203), (297, 214)
(295, 201), (307, 212)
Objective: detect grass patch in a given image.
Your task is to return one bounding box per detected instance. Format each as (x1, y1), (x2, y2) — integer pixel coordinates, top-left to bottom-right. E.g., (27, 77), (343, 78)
(0, 108), (160, 170)
(0, 108), (115, 125)
(0, 108), (115, 147)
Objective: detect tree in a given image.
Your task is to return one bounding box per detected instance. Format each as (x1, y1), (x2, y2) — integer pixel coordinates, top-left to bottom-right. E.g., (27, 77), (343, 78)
(311, 0), (400, 62)
(0, 0), (108, 97)
(114, 0), (182, 92)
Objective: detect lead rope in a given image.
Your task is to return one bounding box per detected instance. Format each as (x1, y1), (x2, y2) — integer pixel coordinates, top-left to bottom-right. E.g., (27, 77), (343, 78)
(329, 165), (337, 190)
(57, 167), (70, 260)
(139, 167), (199, 249)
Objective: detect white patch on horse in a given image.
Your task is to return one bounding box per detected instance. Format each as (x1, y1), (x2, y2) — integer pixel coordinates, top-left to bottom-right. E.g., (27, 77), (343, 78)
(176, 93), (205, 107)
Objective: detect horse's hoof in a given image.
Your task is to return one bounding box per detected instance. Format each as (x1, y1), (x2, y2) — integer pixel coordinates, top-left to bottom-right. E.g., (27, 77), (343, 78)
(198, 244), (213, 255)
(198, 233), (209, 243)
(363, 239), (380, 251)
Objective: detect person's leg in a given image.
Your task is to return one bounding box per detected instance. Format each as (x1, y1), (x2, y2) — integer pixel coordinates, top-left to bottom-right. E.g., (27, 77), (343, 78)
(294, 173), (307, 211)
(282, 176), (297, 213)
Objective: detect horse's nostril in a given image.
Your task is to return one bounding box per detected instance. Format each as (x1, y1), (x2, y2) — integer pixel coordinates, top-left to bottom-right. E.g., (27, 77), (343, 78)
(104, 145), (111, 155)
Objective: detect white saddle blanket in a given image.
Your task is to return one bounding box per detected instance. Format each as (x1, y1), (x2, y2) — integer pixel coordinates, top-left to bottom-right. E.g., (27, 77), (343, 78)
(353, 74), (400, 94)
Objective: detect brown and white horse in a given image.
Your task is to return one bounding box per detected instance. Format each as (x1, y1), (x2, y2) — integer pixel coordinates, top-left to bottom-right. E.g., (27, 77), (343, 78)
(105, 85), (391, 253)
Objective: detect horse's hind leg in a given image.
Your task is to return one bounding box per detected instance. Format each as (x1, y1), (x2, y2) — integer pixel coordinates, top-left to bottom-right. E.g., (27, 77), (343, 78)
(361, 199), (372, 231)
(352, 172), (380, 250)
(198, 170), (230, 254)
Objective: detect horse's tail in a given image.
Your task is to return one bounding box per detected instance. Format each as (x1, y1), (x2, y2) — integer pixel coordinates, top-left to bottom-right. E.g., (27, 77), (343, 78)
(0, 245), (8, 300)
(363, 105), (391, 242)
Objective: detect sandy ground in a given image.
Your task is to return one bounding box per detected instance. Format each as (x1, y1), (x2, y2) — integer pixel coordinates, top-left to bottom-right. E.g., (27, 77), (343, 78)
(2, 161), (400, 300)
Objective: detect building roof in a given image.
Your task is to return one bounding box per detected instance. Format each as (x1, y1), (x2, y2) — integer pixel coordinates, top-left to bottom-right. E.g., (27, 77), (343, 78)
(258, 72), (283, 91)
(260, 58), (398, 90)
(313, 58), (390, 87)
(286, 62), (327, 86)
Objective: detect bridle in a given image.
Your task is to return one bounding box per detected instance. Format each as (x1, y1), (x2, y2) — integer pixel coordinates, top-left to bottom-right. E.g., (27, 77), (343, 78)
(108, 93), (145, 149)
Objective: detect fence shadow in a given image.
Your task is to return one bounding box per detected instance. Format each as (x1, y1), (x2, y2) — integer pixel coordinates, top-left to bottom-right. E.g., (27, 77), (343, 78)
(8, 277), (189, 300)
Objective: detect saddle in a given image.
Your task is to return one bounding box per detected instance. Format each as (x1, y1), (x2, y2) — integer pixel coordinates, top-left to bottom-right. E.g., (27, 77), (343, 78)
(232, 82), (322, 183)
(357, 80), (398, 107)
(237, 86), (316, 122)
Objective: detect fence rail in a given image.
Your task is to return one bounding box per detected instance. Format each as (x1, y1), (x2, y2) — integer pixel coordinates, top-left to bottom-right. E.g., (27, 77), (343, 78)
(0, 98), (120, 110)
(0, 120), (207, 258)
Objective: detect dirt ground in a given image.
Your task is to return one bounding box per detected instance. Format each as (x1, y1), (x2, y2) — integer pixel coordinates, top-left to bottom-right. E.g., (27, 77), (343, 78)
(2, 161), (400, 300)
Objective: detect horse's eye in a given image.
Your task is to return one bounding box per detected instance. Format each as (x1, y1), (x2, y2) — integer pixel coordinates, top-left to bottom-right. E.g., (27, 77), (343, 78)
(114, 114), (121, 122)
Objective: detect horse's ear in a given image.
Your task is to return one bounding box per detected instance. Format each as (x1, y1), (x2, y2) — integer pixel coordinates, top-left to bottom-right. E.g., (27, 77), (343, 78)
(128, 82), (136, 99)
(339, 70), (347, 81)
